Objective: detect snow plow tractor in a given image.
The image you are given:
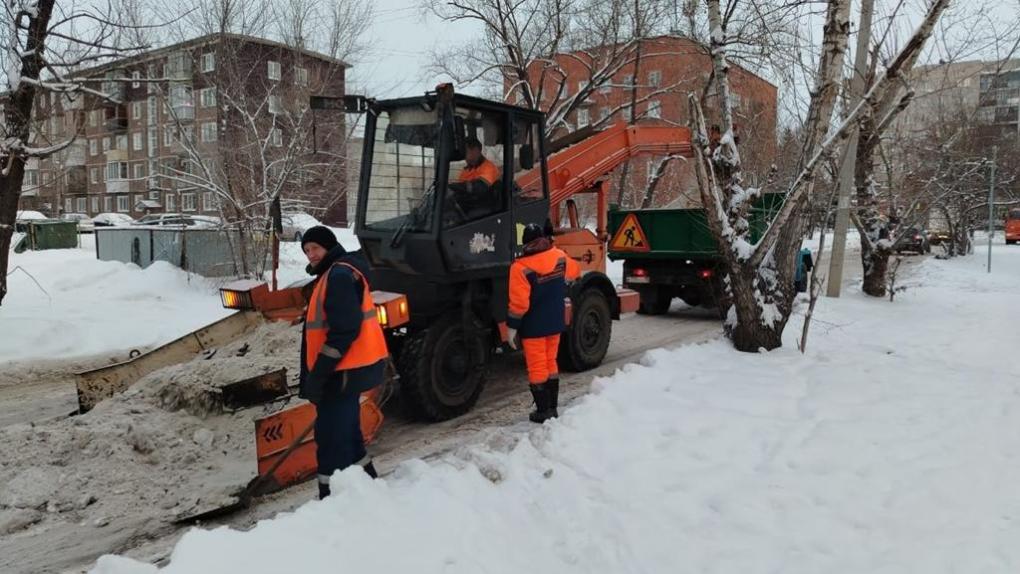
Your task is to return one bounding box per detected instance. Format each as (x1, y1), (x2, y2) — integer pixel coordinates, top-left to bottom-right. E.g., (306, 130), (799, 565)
(312, 84), (694, 421)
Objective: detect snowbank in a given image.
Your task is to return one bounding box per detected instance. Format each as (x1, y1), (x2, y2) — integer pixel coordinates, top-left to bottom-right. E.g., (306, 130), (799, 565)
(1, 242), (232, 363)
(275, 225), (360, 287)
(94, 245), (1020, 573)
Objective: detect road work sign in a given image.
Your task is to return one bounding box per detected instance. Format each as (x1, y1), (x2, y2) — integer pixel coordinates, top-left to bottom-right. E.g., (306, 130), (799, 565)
(610, 213), (650, 252)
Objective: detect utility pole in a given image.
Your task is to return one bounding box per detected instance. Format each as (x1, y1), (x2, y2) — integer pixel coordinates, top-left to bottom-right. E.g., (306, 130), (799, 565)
(826, 0), (874, 297)
(987, 146), (997, 273)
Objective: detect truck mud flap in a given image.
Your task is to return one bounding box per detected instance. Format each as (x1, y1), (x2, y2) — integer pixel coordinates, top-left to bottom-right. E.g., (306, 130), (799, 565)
(615, 287), (640, 314)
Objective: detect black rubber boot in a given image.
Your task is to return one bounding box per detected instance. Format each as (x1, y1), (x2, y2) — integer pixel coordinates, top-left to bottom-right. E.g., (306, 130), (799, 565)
(529, 383), (557, 423)
(548, 378), (560, 418)
(363, 461), (378, 479)
(318, 481), (330, 500)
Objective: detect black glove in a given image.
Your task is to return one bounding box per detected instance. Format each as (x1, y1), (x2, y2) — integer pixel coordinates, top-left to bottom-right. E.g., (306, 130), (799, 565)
(301, 353), (341, 405)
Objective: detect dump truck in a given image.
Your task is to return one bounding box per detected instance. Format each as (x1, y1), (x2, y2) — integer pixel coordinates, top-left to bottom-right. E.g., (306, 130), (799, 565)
(607, 194), (784, 315)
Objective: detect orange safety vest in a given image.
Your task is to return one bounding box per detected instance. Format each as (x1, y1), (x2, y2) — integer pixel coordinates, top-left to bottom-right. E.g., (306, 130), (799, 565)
(458, 158), (501, 186)
(304, 262), (388, 371)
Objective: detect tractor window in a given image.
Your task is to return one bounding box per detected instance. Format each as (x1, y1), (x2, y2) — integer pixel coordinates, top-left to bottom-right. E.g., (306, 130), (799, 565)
(512, 118), (544, 205)
(363, 108), (438, 231)
(444, 108), (506, 227)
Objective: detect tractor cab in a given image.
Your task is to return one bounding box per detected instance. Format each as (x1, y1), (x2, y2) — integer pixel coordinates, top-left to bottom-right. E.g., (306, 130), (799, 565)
(349, 85), (551, 283)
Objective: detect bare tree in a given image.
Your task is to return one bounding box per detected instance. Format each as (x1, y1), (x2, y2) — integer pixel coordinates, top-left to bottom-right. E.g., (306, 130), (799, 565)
(851, 0), (1020, 296)
(0, 0), (155, 305)
(688, 0), (948, 352)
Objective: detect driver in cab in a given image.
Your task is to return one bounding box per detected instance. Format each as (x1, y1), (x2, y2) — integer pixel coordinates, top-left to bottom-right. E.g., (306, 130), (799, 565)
(454, 137), (501, 204)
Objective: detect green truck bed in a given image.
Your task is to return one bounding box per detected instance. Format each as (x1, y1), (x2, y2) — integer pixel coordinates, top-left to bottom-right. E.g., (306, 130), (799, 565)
(608, 194), (784, 261)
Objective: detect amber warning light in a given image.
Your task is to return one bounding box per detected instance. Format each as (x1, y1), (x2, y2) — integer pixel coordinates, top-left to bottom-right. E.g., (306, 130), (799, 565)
(372, 292), (410, 329)
(219, 280), (266, 310)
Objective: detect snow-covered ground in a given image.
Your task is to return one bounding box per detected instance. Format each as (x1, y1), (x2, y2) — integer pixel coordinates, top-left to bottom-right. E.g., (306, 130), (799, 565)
(1, 236), (232, 364)
(95, 245), (1020, 573)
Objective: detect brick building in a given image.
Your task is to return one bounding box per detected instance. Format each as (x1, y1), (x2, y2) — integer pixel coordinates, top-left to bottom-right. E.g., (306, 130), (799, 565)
(13, 34), (349, 224)
(512, 35), (778, 208)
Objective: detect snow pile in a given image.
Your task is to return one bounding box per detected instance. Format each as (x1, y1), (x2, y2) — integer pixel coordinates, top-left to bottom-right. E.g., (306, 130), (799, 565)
(95, 246), (1020, 573)
(1, 243), (232, 363)
(0, 321), (301, 538)
(275, 226), (360, 287)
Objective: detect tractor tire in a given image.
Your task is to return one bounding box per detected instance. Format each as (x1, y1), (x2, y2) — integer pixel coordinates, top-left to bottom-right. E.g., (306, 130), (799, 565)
(636, 286), (671, 315)
(396, 314), (486, 421)
(558, 287), (612, 372)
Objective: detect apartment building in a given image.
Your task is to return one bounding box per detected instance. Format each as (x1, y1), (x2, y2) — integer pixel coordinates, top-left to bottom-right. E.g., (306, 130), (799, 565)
(14, 34), (349, 224)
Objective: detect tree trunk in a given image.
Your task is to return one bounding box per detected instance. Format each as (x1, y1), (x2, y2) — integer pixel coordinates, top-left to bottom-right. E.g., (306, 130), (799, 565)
(861, 242), (891, 297)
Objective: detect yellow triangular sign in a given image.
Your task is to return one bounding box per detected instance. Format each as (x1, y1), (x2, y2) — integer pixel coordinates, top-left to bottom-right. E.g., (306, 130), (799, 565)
(610, 213), (650, 252)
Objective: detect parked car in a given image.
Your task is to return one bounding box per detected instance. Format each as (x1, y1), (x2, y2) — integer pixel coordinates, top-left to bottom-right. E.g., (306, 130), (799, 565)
(895, 227), (931, 254)
(133, 213), (219, 228)
(280, 212), (320, 242)
(60, 212), (95, 233)
(92, 212), (136, 227)
(927, 229), (951, 245)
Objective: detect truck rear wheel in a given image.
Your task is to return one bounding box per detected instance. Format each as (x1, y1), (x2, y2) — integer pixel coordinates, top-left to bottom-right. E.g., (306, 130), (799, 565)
(396, 314), (486, 421)
(558, 288), (611, 372)
(636, 286), (671, 315)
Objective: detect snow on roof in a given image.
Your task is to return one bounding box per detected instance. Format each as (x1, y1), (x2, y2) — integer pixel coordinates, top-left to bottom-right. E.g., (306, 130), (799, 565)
(15, 210), (47, 220)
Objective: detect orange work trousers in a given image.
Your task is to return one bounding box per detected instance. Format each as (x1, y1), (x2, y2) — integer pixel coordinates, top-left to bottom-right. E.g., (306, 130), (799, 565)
(521, 334), (561, 384)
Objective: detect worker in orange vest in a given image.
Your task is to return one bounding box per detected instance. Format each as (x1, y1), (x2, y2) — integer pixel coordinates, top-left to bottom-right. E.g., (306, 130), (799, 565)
(300, 226), (388, 499)
(507, 223), (580, 423)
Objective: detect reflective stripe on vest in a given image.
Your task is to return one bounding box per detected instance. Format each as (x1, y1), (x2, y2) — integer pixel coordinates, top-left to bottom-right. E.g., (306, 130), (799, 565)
(304, 262), (389, 371)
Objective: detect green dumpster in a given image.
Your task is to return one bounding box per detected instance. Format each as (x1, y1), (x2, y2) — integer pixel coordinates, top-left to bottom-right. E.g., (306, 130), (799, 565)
(15, 220), (79, 253)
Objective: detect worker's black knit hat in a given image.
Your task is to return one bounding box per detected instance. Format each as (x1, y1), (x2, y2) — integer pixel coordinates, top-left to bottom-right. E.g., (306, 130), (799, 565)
(522, 223), (544, 245)
(301, 226), (340, 251)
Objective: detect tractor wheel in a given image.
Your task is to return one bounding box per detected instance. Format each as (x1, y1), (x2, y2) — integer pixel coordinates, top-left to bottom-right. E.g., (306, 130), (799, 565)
(396, 314), (487, 421)
(558, 287), (612, 372)
(636, 286), (671, 315)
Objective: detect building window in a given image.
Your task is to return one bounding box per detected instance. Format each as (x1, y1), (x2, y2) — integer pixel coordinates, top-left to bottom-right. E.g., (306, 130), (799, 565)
(200, 87), (216, 108)
(600, 83), (611, 94)
(623, 74), (634, 87)
(147, 64), (158, 93)
(577, 81), (586, 95)
(91, 110), (101, 127)
(102, 137), (111, 152)
(201, 122), (217, 142)
(117, 195), (129, 212)
(90, 139), (98, 156)
(24, 170), (39, 186)
(296, 67), (308, 86)
(90, 196), (99, 214)
(648, 70), (661, 87)
(202, 191), (214, 211)
(65, 198), (73, 213)
(623, 106), (633, 122)
(180, 125), (193, 144)
(149, 189), (159, 200)
(147, 96), (157, 125)
(600, 107), (611, 121)
(133, 194), (144, 212)
(132, 70), (141, 88)
(577, 108), (590, 128)
(132, 101), (142, 119)
(115, 134), (127, 150)
(268, 95), (282, 114)
(148, 128), (157, 156)
(76, 197), (86, 213)
(165, 193), (176, 211)
(90, 167), (99, 184)
(181, 192), (196, 211)
(133, 163), (145, 180)
(271, 128), (283, 147)
(104, 196), (113, 212)
(267, 60), (281, 81)
(164, 125), (174, 146)
(133, 132), (144, 151)
(648, 100), (661, 119)
(106, 162), (129, 180)
(730, 92), (742, 110)
(202, 52), (215, 73)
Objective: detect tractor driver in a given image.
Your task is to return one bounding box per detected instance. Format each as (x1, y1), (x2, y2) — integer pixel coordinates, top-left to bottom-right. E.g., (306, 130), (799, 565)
(449, 137), (501, 217)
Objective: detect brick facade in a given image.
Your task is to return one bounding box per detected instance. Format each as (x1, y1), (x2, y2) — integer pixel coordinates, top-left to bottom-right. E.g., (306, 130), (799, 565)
(514, 35), (777, 208)
(16, 34), (349, 225)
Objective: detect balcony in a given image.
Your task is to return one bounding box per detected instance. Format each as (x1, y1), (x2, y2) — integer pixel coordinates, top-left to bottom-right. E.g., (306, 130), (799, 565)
(106, 149), (128, 162)
(61, 141), (87, 166)
(101, 81), (126, 104)
(107, 179), (129, 195)
(104, 105), (129, 132)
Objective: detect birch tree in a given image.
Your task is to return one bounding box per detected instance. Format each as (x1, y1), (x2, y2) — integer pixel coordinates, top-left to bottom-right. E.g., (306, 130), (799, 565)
(689, 0), (949, 351)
